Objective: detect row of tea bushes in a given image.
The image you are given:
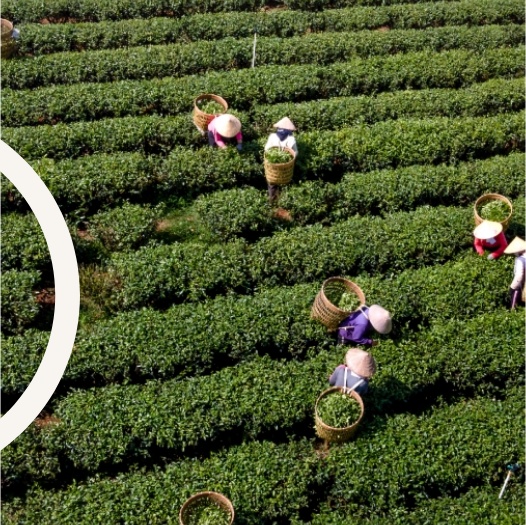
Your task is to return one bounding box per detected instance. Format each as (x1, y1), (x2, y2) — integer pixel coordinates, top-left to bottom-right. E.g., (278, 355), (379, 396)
(323, 387), (524, 515)
(107, 205), (474, 308)
(0, 269), (41, 336)
(3, 392), (523, 524)
(1, 253), (515, 396)
(195, 152), (525, 241)
(0, 0), (504, 25)
(2, 46), (522, 126)
(4, 77), (523, 161)
(4, 25), (522, 90)
(3, 309), (523, 489)
(2, 439), (319, 524)
(14, 0), (524, 55)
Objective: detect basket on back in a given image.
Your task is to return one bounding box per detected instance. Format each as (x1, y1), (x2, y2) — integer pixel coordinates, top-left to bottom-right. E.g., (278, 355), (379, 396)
(1, 19), (15, 59)
(179, 491), (234, 525)
(474, 193), (513, 231)
(193, 94), (228, 134)
(311, 277), (366, 332)
(315, 386), (365, 443)
(264, 147), (296, 186)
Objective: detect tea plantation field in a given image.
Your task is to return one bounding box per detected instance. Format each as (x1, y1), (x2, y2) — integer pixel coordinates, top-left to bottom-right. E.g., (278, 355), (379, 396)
(1, 0), (525, 522)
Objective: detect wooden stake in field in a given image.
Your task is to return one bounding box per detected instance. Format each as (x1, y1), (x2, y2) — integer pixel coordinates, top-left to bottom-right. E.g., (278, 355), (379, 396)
(251, 27), (258, 68)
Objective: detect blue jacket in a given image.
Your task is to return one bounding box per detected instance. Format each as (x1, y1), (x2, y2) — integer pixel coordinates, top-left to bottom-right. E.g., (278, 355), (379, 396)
(328, 365), (368, 396)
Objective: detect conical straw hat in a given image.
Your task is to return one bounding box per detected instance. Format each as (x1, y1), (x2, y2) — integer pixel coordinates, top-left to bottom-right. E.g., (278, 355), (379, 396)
(214, 114), (241, 138)
(345, 348), (376, 378)
(473, 220), (503, 240)
(368, 305), (392, 334)
(273, 117), (296, 131)
(504, 236), (526, 254)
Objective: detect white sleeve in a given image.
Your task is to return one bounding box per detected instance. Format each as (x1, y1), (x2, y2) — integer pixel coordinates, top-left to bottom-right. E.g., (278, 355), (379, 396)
(510, 257), (525, 289)
(287, 136), (298, 155)
(264, 134), (277, 151)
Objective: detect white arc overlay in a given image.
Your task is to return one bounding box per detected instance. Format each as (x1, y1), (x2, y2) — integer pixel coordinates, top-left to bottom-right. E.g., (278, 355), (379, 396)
(0, 140), (80, 450)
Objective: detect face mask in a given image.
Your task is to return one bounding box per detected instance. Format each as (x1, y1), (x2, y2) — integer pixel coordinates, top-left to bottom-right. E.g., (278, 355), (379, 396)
(276, 128), (291, 141)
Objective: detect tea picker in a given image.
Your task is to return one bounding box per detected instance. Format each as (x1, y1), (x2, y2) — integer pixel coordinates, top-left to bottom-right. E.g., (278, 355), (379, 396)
(328, 348), (376, 396)
(207, 114), (243, 151)
(338, 305), (392, 347)
(498, 463), (521, 499)
(263, 117), (298, 203)
(503, 237), (526, 310)
(473, 220), (508, 260)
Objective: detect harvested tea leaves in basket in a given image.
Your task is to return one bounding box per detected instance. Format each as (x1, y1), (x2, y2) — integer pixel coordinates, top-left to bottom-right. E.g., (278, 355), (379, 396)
(317, 392), (361, 428)
(338, 291), (360, 311)
(185, 500), (231, 525)
(265, 148), (294, 164)
(197, 100), (225, 115)
(479, 200), (510, 222)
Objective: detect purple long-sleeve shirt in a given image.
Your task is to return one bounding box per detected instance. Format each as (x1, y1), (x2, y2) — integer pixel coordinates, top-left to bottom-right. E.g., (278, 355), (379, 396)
(329, 365), (369, 395)
(337, 307), (373, 346)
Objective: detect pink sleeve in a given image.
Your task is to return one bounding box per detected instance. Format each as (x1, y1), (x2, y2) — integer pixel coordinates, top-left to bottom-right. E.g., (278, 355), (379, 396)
(474, 237), (484, 255)
(214, 130), (226, 148)
(492, 232), (508, 258)
(235, 131), (243, 143)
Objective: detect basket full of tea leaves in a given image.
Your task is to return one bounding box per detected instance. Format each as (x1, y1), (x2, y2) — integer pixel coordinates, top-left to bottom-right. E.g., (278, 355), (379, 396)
(474, 193), (513, 231)
(311, 277), (365, 332)
(264, 146), (296, 186)
(315, 387), (365, 443)
(179, 492), (234, 525)
(193, 94), (228, 133)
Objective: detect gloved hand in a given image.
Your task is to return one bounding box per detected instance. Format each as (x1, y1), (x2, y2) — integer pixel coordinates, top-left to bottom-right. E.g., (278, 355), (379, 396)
(236, 143), (243, 152)
(487, 253), (496, 260)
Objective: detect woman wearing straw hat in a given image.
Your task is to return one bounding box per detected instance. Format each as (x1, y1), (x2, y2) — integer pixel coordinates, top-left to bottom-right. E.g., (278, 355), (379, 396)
(208, 114), (243, 151)
(473, 220), (508, 260)
(337, 305), (392, 347)
(264, 117), (298, 202)
(328, 348), (376, 396)
(503, 236), (526, 310)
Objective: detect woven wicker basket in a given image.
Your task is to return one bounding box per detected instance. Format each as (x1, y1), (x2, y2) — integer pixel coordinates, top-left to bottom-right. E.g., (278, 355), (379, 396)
(179, 491), (234, 525)
(474, 193), (513, 231)
(315, 387), (365, 443)
(193, 94), (228, 134)
(1, 19), (15, 59)
(311, 277), (366, 332)
(264, 147), (296, 186)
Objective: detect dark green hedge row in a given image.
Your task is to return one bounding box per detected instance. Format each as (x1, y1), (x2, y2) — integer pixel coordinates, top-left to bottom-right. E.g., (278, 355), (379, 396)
(306, 484), (525, 525)
(0, 0), (476, 24)
(1, 252), (516, 397)
(250, 76), (525, 134)
(4, 392), (523, 525)
(4, 77), (524, 161)
(3, 309), (523, 490)
(107, 205), (473, 309)
(1, 213), (50, 273)
(2, 439), (319, 525)
(196, 152), (525, 241)
(14, 0), (524, 55)
(323, 388), (524, 516)
(0, 270), (41, 336)
(3, 25), (523, 90)
(86, 202), (162, 253)
(3, 45), (522, 126)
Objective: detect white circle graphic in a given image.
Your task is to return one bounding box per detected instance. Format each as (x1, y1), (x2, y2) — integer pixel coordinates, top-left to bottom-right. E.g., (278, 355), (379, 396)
(0, 140), (80, 450)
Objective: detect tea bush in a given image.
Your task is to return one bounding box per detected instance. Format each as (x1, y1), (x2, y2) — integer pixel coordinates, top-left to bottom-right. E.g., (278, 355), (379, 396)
(13, 0), (524, 55)
(0, 269), (40, 335)
(1, 253), (516, 396)
(196, 153), (525, 241)
(2, 46), (522, 126)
